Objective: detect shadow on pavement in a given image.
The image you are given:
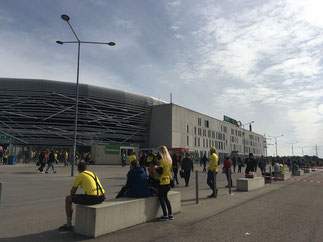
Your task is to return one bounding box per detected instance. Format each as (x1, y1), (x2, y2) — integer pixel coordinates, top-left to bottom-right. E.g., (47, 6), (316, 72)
(1, 230), (90, 242)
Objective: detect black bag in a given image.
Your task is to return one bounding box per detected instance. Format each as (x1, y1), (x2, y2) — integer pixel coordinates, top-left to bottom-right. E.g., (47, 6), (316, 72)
(170, 179), (175, 188)
(180, 170), (184, 178)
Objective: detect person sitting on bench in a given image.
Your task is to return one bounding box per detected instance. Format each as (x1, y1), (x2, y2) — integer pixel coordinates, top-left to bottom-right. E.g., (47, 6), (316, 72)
(116, 160), (150, 198)
(59, 161), (105, 231)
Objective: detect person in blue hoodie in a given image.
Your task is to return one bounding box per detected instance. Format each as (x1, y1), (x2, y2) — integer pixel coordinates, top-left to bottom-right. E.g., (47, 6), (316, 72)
(116, 160), (150, 198)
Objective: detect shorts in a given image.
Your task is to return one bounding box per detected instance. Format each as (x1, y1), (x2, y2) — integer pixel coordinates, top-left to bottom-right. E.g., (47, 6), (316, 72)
(71, 194), (105, 205)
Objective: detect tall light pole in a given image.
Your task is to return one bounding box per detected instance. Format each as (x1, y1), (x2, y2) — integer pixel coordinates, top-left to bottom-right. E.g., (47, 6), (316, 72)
(268, 134), (283, 157)
(242, 121), (254, 157)
(286, 141), (298, 156)
(57, 14), (116, 176)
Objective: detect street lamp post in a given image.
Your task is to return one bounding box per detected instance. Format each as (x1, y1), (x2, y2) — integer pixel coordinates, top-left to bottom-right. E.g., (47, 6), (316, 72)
(242, 121), (254, 157)
(287, 141), (298, 156)
(57, 14), (115, 176)
(268, 134), (283, 157)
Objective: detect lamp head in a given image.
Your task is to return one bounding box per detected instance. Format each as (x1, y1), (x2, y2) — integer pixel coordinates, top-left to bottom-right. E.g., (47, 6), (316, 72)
(107, 42), (116, 46)
(61, 14), (70, 22)
(56, 41), (63, 45)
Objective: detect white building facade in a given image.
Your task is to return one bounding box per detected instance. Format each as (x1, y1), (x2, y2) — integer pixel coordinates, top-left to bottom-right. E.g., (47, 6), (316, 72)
(149, 104), (265, 160)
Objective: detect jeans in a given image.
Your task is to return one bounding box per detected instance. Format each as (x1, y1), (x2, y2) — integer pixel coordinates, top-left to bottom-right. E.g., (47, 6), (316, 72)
(158, 185), (172, 216)
(45, 162), (55, 172)
(207, 170), (217, 193)
(238, 165), (242, 173)
(225, 170), (233, 187)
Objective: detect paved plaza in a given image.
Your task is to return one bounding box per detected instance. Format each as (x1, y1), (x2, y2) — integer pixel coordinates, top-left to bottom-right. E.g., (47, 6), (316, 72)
(0, 164), (323, 241)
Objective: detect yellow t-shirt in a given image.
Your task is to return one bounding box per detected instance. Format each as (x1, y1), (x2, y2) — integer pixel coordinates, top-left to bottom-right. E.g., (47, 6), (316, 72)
(129, 155), (136, 164)
(73, 171), (105, 196)
(159, 159), (172, 185)
(208, 153), (218, 172)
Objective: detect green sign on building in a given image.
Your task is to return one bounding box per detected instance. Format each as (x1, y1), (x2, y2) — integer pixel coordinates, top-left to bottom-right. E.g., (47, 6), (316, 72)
(0, 135), (11, 143)
(105, 144), (120, 155)
(223, 115), (238, 127)
(104, 143), (139, 155)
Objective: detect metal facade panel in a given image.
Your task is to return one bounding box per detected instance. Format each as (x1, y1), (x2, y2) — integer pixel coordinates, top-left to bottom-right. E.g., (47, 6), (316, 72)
(0, 78), (164, 147)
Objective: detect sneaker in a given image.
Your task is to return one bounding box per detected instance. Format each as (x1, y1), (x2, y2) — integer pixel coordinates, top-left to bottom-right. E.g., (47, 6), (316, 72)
(54, 171), (57, 173)
(168, 214), (174, 220)
(207, 193), (214, 198)
(58, 224), (74, 232)
(157, 215), (169, 221)
(45, 171), (48, 174)
(41, 171), (45, 173)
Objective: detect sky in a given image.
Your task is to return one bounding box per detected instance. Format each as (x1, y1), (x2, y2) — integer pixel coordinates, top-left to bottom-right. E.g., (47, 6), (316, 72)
(1, 0), (323, 157)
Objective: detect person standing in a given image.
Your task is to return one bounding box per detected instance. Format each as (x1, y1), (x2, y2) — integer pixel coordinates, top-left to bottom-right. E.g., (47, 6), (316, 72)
(45, 150), (57, 173)
(207, 147), (218, 198)
(232, 156), (237, 173)
(201, 153), (208, 172)
(121, 152), (126, 167)
(245, 153), (257, 174)
(171, 153), (180, 185)
(37, 150), (47, 173)
(156, 146), (173, 221)
(237, 157), (244, 173)
(223, 156), (233, 187)
(129, 152), (136, 166)
(258, 155), (266, 175)
(181, 153), (194, 187)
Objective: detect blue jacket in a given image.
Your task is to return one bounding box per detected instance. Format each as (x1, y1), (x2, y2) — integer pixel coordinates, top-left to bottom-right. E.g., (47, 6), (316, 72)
(125, 167), (150, 198)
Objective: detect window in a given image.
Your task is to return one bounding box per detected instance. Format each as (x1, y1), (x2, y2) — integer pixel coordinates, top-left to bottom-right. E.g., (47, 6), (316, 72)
(205, 120), (209, 128)
(198, 118), (202, 126)
(187, 136), (189, 146)
(198, 128), (201, 136)
(231, 129), (234, 135)
(208, 130), (211, 138)
(187, 125), (189, 134)
(194, 127), (197, 135)
(212, 131), (215, 138)
(238, 131), (241, 137)
(209, 140), (211, 147)
(198, 138), (200, 147)
(203, 129), (206, 137)
(235, 130), (238, 136)
(195, 137), (197, 147)
(206, 139), (208, 148)
(203, 139), (205, 148)
(223, 126), (227, 133)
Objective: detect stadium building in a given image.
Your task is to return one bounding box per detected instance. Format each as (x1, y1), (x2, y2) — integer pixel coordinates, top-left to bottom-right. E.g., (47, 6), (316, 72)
(0, 78), (265, 164)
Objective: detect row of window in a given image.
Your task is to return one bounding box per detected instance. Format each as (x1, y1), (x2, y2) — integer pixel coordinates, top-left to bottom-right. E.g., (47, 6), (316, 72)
(197, 118), (209, 128)
(189, 125), (225, 140)
(187, 136), (225, 150)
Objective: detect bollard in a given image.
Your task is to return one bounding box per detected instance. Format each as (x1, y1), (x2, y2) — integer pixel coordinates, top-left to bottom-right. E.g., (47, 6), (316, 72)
(213, 170), (217, 198)
(228, 169), (232, 195)
(195, 170), (199, 204)
(0, 182), (2, 209)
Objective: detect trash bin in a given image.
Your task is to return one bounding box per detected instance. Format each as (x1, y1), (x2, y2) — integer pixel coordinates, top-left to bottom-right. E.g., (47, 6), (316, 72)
(8, 156), (16, 165)
(265, 172), (272, 184)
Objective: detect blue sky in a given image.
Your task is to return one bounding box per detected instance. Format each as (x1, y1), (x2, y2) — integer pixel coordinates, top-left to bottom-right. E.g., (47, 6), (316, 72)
(1, 0), (323, 157)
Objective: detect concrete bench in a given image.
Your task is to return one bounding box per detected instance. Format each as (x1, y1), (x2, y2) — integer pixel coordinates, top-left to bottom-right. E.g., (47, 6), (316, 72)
(277, 172), (291, 181)
(304, 169), (311, 173)
(237, 177), (265, 191)
(294, 170), (304, 176)
(74, 191), (181, 238)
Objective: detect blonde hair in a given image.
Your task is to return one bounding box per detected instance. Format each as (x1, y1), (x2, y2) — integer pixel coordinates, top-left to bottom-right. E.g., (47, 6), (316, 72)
(158, 145), (172, 166)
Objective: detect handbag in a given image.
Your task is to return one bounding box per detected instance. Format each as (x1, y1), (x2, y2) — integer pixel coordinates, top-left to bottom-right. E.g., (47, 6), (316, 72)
(179, 170), (184, 178)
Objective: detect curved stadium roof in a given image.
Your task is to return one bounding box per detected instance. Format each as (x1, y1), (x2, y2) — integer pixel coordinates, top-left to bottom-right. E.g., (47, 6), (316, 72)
(0, 78), (164, 147)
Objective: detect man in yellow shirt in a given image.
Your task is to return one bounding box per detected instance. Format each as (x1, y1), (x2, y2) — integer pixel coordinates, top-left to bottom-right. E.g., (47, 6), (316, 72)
(59, 161), (105, 231)
(129, 152), (136, 166)
(207, 147), (218, 198)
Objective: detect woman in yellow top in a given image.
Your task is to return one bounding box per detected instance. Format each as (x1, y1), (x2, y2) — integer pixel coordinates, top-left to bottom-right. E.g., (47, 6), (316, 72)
(156, 145), (173, 221)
